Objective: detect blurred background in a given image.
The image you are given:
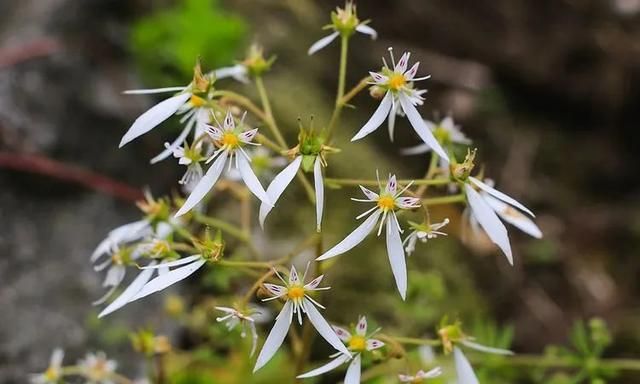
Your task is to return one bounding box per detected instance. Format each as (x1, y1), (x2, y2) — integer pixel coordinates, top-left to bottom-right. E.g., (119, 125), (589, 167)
(1, 0), (639, 383)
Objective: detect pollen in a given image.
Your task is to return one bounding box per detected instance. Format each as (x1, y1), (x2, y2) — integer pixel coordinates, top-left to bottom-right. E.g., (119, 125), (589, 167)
(348, 335), (367, 351)
(377, 196), (395, 211)
(388, 73), (406, 90)
(221, 132), (240, 148)
(190, 95), (206, 107)
(287, 286), (305, 300)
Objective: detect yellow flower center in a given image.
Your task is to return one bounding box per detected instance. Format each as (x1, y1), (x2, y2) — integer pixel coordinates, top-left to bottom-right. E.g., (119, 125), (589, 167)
(44, 367), (59, 381)
(377, 196), (395, 211)
(222, 132), (240, 148)
(190, 95), (206, 107)
(388, 74), (406, 90)
(287, 286), (305, 300)
(348, 335), (367, 351)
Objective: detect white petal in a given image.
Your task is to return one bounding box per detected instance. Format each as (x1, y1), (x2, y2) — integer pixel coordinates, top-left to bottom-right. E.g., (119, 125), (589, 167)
(396, 52), (411, 73)
(259, 156), (302, 227)
(50, 348), (65, 367)
(366, 339), (384, 351)
(239, 128), (259, 143)
(332, 326), (352, 341)
(454, 347), (479, 384)
(359, 185), (379, 200)
(316, 211), (381, 260)
(98, 261), (157, 318)
(386, 174), (397, 195)
(308, 32), (340, 55)
(289, 265), (300, 285)
(386, 215), (408, 300)
(423, 367), (443, 378)
(263, 283), (287, 298)
(175, 150), (228, 217)
(214, 65), (249, 83)
(123, 86), (186, 94)
(343, 354), (361, 384)
(297, 355), (350, 379)
(150, 121), (194, 164)
(460, 340), (514, 355)
(355, 24), (378, 39)
(237, 154), (272, 206)
(304, 274), (325, 290)
(119, 93), (191, 147)
(398, 93), (449, 162)
(356, 316), (368, 336)
(351, 92), (393, 142)
(483, 194), (542, 238)
(129, 259), (206, 302)
(254, 301), (293, 372)
(469, 177), (535, 217)
(303, 298), (351, 356)
(388, 101), (398, 141)
(314, 156), (324, 232)
(139, 255), (201, 269)
(400, 143), (431, 156)
(465, 184), (513, 265)
(395, 197), (421, 209)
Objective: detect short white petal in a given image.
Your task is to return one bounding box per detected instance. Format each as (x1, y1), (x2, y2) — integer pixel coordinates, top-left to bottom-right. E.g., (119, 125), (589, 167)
(465, 185), (513, 265)
(123, 86), (186, 94)
(424, 366), (443, 378)
(259, 156), (302, 227)
(355, 24), (378, 39)
(400, 143), (431, 156)
(50, 348), (65, 367)
(398, 94), (449, 162)
(214, 65), (249, 83)
(386, 215), (408, 300)
(356, 316), (368, 336)
(343, 354), (361, 384)
(351, 92), (393, 142)
(98, 261), (157, 318)
(460, 340), (514, 355)
(484, 194), (542, 238)
(175, 150), (228, 217)
(366, 339), (384, 351)
(308, 32), (340, 55)
(253, 301), (293, 372)
(332, 325), (352, 341)
(139, 255), (201, 269)
(303, 298), (351, 356)
(150, 120), (194, 164)
(129, 259), (206, 302)
(314, 156), (324, 232)
(316, 211), (381, 260)
(297, 355), (350, 378)
(119, 93), (191, 147)
(469, 177), (535, 217)
(454, 347), (479, 384)
(237, 154), (272, 206)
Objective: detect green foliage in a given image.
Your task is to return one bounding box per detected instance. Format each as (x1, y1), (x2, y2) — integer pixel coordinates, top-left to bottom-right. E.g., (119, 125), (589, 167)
(130, 0), (247, 85)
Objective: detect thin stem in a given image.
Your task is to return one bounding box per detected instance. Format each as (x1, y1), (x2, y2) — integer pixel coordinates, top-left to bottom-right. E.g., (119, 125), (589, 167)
(256, 133), (286, 152)
(340, 76), (371, 106)
(296, 171), (317, 204)
(324, 177), (450, 187)
(192, 213), (249, 242)
(326, 35), (349, 141)
(213, 91), (268, 123)
(389, 335), (441, 347)
(415, 153), (442, 196)
(255, 75), (287, 148)
(218, 260), (275, 269)
(423, 194), (466, 206)
(240, 270), (275, 306)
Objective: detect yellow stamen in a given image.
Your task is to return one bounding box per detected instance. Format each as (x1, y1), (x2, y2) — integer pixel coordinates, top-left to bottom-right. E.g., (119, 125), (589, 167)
(190, 95), (206, 107)
(287, 286), (305, 300)
(348, 335), (367, 351)
(388, 74), (406, 90)
(377, 196), (395, 211)
(221, 132), (240, 148)
(44, 367), (59, 381)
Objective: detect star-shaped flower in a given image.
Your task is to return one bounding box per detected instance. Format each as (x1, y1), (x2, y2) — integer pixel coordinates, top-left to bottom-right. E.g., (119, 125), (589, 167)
(403, 218), (450, 256)
(30, 349), (64, 384)
(78, 352), (118, 384)
(308, 1), (377, 55)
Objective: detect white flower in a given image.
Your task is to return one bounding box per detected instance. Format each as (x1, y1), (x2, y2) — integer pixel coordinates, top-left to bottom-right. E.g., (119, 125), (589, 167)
(463, 177), (541, 265)
(259, 155), (326, 231)
(403, 218), (450, 256)
(215, 306), (260, 356)
(317, 173), (420, 299)
(398, 367), (442, 382)
(298, 316), (384, 384)
(401, 116), (471, 156)
(254, 265), (351, 372)
(212, 64), (249, 83)
(352, 49), (449, 162)
(78, 351), (118, 384)
(175, 110), (272, 217)
(453, 342), (513, 384)
(30, 349), (64, 384)
(308, 2), (377, 55)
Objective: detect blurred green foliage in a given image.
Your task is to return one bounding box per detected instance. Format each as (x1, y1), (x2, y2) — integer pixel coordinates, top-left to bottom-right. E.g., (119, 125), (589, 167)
(130, 0), (247, 85)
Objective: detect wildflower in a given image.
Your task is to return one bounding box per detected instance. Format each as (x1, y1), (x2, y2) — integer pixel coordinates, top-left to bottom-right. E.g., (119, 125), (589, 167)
(30, 349), (64, 384)
(78, 352), (118, 384)
(254, 265), (351, 372)
(401, 116), (471, 156)
(308, 1), (377, 55)
(403, 218), (450, 256)
(398, 367), (443, 382)
(175, 109), (272, 217)
(97, 260), (161, 318)
(119, 61), (213, 162)
(168, 140), (205, 189)
(351, 48), (449, 161)
(215, 306), (259, 356)
(317, 173), (420, 299)
(298, 316), (384, 384)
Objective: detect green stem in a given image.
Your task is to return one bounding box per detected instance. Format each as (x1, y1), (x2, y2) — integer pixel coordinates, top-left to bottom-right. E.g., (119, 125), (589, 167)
(340, 76), (370, 106)
(324, 177), (450, 187)
(486, 354), (640, 371)
(415, 153), (442, 196)
(296, 171), (316, 204)
(192, 213), (249, 242)
(255, 75), (287, 148)
(422, 194), (466, 206)
(325, 35), (349, 141)
(218, 260), (274, 269)
(389, 335), (442, 346)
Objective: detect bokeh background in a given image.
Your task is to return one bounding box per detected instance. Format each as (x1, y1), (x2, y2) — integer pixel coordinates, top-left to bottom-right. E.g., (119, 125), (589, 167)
(1, 0), (639, 383)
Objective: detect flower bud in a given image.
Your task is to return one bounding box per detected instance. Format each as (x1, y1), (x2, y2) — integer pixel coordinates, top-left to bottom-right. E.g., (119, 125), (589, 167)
(369, 85), (386, 100)
(192, 59), (211, 93)
(331, 1), (361, 36)
(242, 44), (275, 77)
(450, 148), (476, 182)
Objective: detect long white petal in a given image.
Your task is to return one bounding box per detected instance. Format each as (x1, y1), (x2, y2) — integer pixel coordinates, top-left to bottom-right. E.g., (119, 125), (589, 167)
(303, 298), (351, 356)
(119, 93), (191, 147)
(400, 143), (431, 156)
(460, 340), (514, 355)
(213, 65), (249, 83)
(150, 119), (194, 164)
(454, 347), (479, 384)
(316, 211), (381, 261)
(139, 255), (201, 269)
(308, 32), (340, 55)
(388, 101), (398, 141)
(254, 301), (293, 372)
(297, 354), (350, 378)
(175, 150), (228, 217)
(344, 354), (361, 384)
(129, 259), (206, 302)
(469, 177), (534, 217)
(98, 261), (157, 318)
(465, 185), (513, 265)
(237, 154), (272, 206)
(123, 87), (186, 94)
(314, 156), (324, 232)
(386, 215), (408, 300)
(398, 93), (449, 161)
(351, 92), (393, 142)
(355, 24), (378, 39)
(259, 156), (302, 227)
(484, 194), (542, 238)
